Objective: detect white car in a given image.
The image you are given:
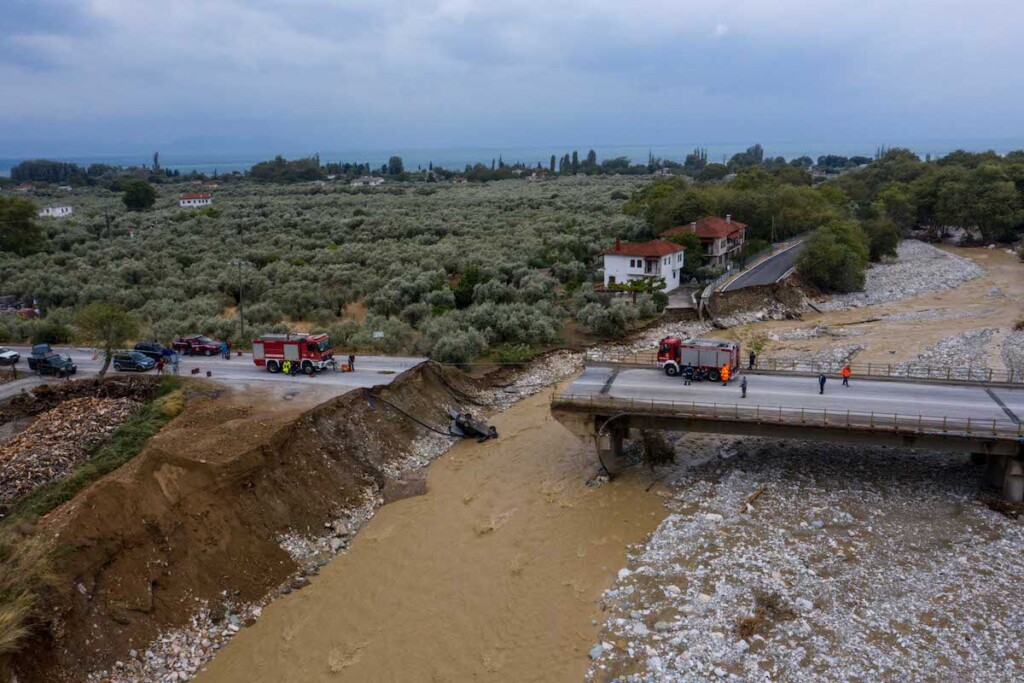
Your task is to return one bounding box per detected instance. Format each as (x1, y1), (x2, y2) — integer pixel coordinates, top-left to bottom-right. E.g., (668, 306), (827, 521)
(0, 347), (20, 365)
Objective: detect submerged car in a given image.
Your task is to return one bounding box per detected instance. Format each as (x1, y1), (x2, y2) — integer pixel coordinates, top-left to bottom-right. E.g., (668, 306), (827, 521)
(113, 351), (156, 372)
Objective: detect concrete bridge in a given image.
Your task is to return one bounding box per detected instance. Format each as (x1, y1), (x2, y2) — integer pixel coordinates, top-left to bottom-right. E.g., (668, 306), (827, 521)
(551, 365), (1024, 501)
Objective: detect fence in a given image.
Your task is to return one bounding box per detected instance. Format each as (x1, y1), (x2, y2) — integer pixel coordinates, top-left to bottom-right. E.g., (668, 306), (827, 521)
(553, 393), (1024, 439)
(581, 352), (1022, 385)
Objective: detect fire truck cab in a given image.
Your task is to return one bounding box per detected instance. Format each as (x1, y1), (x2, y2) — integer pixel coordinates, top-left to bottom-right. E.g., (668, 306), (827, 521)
(252, 333), (334, 374)
(657, 337), (741, 382)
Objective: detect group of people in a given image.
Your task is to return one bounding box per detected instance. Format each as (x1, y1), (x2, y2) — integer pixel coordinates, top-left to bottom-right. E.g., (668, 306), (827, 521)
(819, 365), (852, 393)
(280, 354), (356, 376)
(155, 347), (181, 377)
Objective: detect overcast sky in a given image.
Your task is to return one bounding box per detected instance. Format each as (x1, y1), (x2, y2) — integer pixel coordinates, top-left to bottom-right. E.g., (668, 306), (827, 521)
(2, 0), (1022, 156)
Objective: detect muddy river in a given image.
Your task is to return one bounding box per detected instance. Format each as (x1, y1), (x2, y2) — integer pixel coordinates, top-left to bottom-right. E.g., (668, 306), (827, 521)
(198, 388), (666, 682)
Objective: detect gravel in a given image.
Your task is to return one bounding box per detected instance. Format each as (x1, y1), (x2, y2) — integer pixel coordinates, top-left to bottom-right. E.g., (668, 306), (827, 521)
(589, 435), (1024, 682)
(817, 241), (983, 312)
(894, 329), (997, 379)
(1001, 330), (1024, 378)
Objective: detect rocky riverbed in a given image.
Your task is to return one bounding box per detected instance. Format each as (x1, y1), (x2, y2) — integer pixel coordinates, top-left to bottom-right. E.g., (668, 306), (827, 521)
(816, 240), (983, 312)
(588, 435), (1024, 683)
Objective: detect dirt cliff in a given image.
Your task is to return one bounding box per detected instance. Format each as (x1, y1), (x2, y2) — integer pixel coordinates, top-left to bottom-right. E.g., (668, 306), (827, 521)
(10, 364), (477, 682)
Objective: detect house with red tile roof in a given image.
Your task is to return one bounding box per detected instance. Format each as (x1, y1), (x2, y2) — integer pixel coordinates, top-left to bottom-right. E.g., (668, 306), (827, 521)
(179, 193), (212, 208)
(660, 215), (747, 267)
(601, 237), (686, 292)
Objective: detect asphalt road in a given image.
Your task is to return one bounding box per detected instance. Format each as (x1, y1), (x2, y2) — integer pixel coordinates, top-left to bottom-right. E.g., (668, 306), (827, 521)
(720, 240), (805, 292)
(563, 366), (1024, 424)
(0, 346), (426, 404)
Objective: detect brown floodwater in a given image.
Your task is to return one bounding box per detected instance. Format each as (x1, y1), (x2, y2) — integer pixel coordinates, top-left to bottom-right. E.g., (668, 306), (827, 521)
(198, 388), (666, 682)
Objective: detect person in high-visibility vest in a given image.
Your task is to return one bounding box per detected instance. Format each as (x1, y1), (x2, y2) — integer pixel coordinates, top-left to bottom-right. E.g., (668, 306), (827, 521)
(721, 363), (730, 386)
(282, 360), (291, 375)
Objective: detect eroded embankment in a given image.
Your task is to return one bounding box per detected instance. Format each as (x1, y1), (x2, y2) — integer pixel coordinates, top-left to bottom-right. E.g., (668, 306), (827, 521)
(11, 364), (477, 682)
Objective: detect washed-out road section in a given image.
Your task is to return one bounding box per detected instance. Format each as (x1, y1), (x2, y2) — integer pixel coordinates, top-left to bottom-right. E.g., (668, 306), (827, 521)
(0, 346), (426, 403)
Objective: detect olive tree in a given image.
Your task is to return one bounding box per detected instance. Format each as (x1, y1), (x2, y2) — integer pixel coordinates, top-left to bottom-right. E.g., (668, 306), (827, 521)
(75, 303), (139, 382)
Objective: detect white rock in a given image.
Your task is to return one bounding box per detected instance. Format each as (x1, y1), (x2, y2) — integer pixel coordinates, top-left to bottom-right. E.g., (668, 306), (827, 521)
(617, 568), (632, 580)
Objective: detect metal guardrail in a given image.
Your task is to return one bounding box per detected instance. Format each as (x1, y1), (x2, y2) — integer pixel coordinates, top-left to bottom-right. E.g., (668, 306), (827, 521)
(581, 352), (1022, 385)
(553, 394), (1024, 439)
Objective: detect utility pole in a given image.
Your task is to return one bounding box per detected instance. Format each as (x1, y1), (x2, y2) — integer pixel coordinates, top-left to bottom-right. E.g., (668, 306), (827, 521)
(229, 260), (253, 345)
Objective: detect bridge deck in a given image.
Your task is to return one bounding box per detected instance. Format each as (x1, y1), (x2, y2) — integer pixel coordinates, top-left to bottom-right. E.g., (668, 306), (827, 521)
(560, 366), (1023, 439)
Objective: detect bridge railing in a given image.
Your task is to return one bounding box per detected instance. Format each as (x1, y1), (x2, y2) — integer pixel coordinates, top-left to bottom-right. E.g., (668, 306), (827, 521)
(580, 352), (1021, 385)
(553, 393), (1024, 439)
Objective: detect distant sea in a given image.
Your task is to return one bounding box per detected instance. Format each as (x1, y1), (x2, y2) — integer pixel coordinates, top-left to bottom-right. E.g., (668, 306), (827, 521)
(3, 139), (1023, 177)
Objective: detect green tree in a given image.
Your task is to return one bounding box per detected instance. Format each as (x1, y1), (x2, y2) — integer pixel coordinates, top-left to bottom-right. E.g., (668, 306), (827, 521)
(609, 277), (666, 304)
(121, 178), (157, 211)
(549, 155), (556, 173)
(0, 196), (44, 256)
(876, 183), (916, 230)
(387, 156), (404, 175)
(665, 230), (706, 270)
(75, 303), (139, 382)
(797, 220), (870, 293)
(862, 217), (900, 261)
(571, 151), (579, 174)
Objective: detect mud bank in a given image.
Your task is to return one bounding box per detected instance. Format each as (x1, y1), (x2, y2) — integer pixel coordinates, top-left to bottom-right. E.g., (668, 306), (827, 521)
(9, 364), (475, 682)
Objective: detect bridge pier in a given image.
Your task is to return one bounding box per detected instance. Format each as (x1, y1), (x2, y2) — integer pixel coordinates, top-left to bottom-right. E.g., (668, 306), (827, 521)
(595, 419), (631, 474)
(1004, 459), (1024, 503)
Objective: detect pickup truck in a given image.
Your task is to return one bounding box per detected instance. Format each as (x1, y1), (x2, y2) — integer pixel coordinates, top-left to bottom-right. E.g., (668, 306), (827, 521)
(34, 353), (77, 377)
(172, 335), (222, 356)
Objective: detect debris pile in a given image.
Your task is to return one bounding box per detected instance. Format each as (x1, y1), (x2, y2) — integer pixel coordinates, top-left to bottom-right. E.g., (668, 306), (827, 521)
(0, 397), (137, 509)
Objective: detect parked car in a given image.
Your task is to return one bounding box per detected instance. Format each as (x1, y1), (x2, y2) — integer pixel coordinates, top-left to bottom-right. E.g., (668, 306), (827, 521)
(113, 351), (156, 372)
(134, 341), (170, 361)
(35, 353), (76, 377)
(26, 343), (53, 371)
(0, 347), (19, 365)
(172, 335), (221, 356)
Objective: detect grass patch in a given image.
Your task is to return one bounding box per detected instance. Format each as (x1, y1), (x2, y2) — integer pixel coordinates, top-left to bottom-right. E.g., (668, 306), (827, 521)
(735, 590), (797, 639)
(0, 523), (59, 656)
(4, 377), (184, 522)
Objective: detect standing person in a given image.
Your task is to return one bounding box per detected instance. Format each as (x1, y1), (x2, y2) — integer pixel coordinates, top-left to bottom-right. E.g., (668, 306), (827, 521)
(818, 372), (827, 394)
(220, 340), (229, 360)
(721, 363), (730, 386)
(741, 375), (748, 398)
(749, 350), (757, 370)
(282, 360), (292, 375)
(841, 365), (851, 387)
(683, 364), (692, 386)
(156, 357), (164, 377)
(348, 354), (355, 373)
(171, 351), (180, 376)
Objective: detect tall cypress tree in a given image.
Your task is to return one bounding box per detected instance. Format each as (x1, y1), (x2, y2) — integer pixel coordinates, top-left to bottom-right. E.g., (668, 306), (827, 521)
(571, 151), (579, 173)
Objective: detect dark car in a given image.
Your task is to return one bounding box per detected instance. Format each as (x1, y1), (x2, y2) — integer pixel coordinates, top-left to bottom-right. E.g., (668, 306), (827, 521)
(26, 343), (53, 371)
(35, 353), (76, 377)
(172, 335), (221, 356)
(134, 341), (170, 361)
(113, 351), (156, 372)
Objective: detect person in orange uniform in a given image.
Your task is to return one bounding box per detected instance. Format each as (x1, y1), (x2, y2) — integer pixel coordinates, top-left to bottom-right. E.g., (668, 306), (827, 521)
(841, 364), (851, 387)
(721, 363), (730, 386)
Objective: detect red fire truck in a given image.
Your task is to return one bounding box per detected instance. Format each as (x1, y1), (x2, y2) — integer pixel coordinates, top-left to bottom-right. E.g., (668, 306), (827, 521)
(252, 333), (334, 374)
(657, 337), (741, 382)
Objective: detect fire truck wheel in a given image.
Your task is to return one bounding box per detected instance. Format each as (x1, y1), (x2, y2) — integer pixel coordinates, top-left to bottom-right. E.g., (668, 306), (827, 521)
(267, 360), (281, 373)
(665, 364), (679, 377)
(301, 361), (314, 375)
(707, 369), (721, 382)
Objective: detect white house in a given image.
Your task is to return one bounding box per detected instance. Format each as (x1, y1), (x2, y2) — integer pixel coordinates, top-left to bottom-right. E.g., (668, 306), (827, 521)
(179, 193), (213, 208)
(601, 237), (686, 293)
(660, 215), (747, 268)
(350, 175), (384, 187)
(38, 206), (73, 218)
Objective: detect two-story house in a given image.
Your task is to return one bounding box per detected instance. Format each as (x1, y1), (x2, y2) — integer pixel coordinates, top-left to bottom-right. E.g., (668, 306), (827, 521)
(38, 206), (73, 218)
(660, 215), (747, 268)
(601, 238), (686, 292)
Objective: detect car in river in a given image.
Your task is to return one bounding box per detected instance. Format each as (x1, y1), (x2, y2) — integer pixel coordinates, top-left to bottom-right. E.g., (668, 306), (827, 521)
(172, 335), (222, 356)
(113, 351), (156, 372)
(0, 347), (19, 365)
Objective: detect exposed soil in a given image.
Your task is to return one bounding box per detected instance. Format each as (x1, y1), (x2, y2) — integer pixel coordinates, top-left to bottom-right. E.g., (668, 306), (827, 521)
(8, 364), (478, 682)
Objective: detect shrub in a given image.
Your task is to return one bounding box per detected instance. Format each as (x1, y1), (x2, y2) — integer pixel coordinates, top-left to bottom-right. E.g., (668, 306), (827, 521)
(863, 218), (899, 262)
(431, 328), (487, 364)
(0, 526), (58, 656)
(577, 300), (638, 338)
(30, 319), (74, 344)
(797, 220), (870, 293)
(494, 343), (535, 365)
(640, 430), (675, 469)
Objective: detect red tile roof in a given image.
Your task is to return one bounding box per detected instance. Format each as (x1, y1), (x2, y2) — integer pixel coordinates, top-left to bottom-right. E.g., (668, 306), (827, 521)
(661, 215), (747, 240)
(602, 238), (685, 257)
(180, 193), (212, 200)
